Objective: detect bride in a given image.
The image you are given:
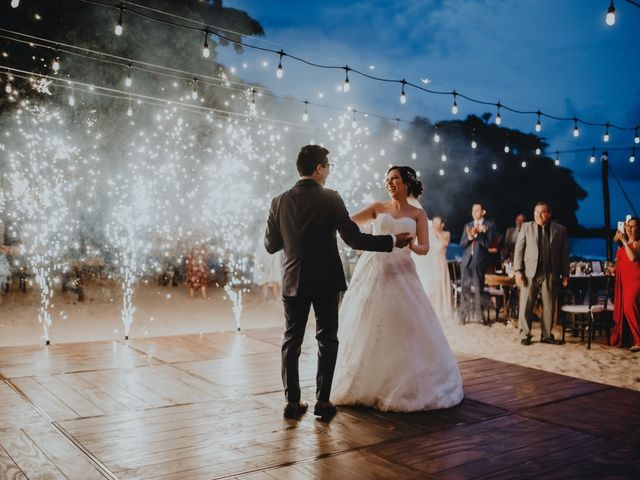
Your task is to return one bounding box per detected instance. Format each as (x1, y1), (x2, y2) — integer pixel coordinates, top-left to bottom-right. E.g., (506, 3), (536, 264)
(331, 166), (463, 412)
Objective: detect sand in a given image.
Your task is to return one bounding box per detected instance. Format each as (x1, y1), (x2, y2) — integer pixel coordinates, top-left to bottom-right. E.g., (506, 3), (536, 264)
(0, 280), (638, 391)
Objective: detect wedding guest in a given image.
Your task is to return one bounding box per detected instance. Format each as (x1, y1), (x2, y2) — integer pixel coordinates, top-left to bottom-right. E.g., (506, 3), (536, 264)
(185, 242), (209, 299)
(459, 203), (496, 323)
(502, 213), (525, 262)
(253, 232), (283, 301)
(609, 217), (640, 351)
(514, 202), (569, 345)
(414, 215), (453, 321)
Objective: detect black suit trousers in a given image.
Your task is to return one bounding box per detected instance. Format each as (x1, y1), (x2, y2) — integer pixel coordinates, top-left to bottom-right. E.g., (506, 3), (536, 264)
(282, 293), (340, 403)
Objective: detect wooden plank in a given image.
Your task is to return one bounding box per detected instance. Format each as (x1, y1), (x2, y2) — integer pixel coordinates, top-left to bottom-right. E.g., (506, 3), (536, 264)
(0, 443), (28, 480)
(56, 373), (131, 414)
(33, 375), (106, 418)
(0, 427), (66, 479)
(10, 377), (79, 421)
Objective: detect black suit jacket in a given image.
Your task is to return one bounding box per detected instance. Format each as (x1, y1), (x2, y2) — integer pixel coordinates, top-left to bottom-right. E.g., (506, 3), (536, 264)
(265, 179), (393, 297)
(459, 219), (496, 269)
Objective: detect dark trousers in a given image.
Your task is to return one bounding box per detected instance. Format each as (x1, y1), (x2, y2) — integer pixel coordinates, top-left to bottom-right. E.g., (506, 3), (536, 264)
(282, 293), (340, 403)
(461, 262), (486, 322)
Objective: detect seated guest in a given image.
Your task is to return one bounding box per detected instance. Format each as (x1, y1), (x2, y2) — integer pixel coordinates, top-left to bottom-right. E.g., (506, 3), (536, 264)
(610, 217), (640, 351)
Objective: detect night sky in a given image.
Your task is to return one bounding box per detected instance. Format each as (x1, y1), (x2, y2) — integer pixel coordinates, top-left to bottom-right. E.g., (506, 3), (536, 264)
(218, 0), (640, 228)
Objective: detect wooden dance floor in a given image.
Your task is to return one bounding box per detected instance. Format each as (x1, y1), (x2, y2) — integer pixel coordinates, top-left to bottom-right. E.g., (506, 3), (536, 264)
(0, 327), (638, 479)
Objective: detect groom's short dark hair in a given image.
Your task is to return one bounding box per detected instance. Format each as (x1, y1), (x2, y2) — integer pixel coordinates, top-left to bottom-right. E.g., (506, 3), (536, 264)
(297, 145), (330, 176)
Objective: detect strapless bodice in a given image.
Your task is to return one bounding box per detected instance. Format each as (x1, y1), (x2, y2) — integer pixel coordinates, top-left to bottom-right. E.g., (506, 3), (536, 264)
(373, 213), (416, 255)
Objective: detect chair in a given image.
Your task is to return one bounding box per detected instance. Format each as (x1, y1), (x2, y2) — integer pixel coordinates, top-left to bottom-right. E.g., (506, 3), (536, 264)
(447, 261), (461, 308)
(560, 276), (610, 349)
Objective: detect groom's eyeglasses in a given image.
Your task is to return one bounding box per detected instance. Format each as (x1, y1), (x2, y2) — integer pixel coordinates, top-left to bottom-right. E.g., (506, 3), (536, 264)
(324, 163), (335, 170)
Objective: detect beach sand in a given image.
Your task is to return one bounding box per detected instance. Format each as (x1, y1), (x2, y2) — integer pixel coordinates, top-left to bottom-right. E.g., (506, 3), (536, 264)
(1, 281), (638, 391)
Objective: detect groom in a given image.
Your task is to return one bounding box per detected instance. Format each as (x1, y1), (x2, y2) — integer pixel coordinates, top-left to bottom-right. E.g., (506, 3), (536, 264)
(265, 145), (413, 419)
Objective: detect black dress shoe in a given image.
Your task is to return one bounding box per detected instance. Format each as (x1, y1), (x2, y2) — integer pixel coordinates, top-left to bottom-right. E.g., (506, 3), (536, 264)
(283, 401), (308, 419)
(313, 400), (337, 419)
(540, 336), (561, 345)
(520, 336), (532, 346)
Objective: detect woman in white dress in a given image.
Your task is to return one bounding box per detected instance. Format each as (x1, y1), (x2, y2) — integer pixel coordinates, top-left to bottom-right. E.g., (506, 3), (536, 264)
(331, 166), (463, 412)
(253, 234), (283, 301)
(410, 208), (453, 321)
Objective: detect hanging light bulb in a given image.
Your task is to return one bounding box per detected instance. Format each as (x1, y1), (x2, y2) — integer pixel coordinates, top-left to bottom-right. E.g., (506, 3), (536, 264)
(441, 153), (447, 162)
(202, 32), (210, 58)
(471, 140), (477, 149)
(492, 163), (498, 170)
(5, 82), (11, 94)
(433, 124), (440, 143)
(343, 66), (350, 93)
(535, 110), (542, 132)
(276, 50), (284, 78)
(393, 119), (400, 137)
(535, 147), (541, 156)
(504, 144), (510, 153)
(400, 80), (407, 104)
(114, 5), (124, 36)
(52, 56), (60, 72)
(635, 127), (639, 144)
(495, 102), (502, 125)
(606, 0), (616, 26)
(590, 148), (596, 164)
(68, 93), (75, 106)
(451, 91), (458, 114)
(351, 110), (357, 129)
(439, 168), (445, 176)
(125, 65), (132, 88)
(191, 79), (198, 100)
(521, 161), (527, 168)
(126, 98), (133, 117)
(11, 0), (20, 8)
(302, 100), (309, 122)
(411, 152), (417, 160)
(554, 152), (560, 166)
(463, 166), (470, 174)
(630, 148), (636, 163)
(573, 117), (580, 137)
(251, 88), (256, 104)
(603, 123), (610, 142)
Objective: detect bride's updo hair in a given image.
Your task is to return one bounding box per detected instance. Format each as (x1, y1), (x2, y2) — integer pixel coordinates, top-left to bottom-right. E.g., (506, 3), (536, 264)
(387, 165), (424, 198)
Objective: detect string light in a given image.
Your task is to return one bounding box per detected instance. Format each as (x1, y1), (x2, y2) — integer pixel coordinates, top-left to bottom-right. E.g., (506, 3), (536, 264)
(126, 97), (133, 117)
(11, 0), (19, 8)
(393, 118), (400, 137)
(495, 102), (502, 125)
(343, 66), (350, 93)
(4, 80), (11, 94)
(491, 163), (497, 170)
(52, 55), (60, 72)
(125, 65), (132, 88)
(411, 152), (417, 160)
(521, 161), (527, 168)
(573, 117), (579, 137)
(535, 148), (541, 155)
(276, 50), (284, 78)
(504, 144), (510, 153)
(251, 88), (256, 104)
(590, 148), (596, 164)
(438, 168), (445, 176)
(471, 128), (477, 149)
(302, 100), (308, 122)
(554, 151), (560, 166)
(604, 123), (610, 142)
(451, 90), (458, 114)
(433, 124), (440, 143)
(631, 147), (636, 163)
(606, 0), (616, 26)
(68, 92), (75, 106)
(400, 80), (407, 104)
(202, 29), (210, 58)
(441, 153), (447, 162)
(351, 109), (357, 129)
(191, 78), (198, 100)
(635, 127), (639, 144)
(114, 5), (124, 36)
(463, 166), (469, 174)
(535, 110), (542, 132)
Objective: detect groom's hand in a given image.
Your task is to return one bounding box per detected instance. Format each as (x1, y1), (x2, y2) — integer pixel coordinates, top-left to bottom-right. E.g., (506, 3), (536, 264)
(395, 232), (413, 249)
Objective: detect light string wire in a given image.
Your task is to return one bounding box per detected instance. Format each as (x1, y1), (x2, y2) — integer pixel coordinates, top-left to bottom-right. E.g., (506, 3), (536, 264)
(69, 0), (640, 134)
(0, 28), (418, 127)
(0, 64), (315, 131)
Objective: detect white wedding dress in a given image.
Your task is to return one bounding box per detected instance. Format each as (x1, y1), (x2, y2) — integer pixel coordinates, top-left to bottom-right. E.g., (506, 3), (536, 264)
(413, 220), (454, 321)
(331, 213), (464, 412)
